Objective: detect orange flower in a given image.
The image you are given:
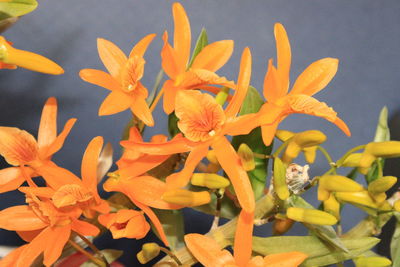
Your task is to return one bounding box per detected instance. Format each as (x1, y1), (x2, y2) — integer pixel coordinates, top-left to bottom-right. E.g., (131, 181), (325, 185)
(122, 48), (255, 214)
(0, 97), (76, 193)
(0, 36), (64, 74)
(79, 34), (155, 126)
(0, 195), (99, 267)
(161, 2), (235, 114)
(232, 23), (350, 146)
(184, 233), (307, 267)
(98, 209), (150, 239)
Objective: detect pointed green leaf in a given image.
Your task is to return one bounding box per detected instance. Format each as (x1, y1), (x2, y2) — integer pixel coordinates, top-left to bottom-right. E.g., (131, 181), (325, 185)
(391, 212), (400, 266)
(0, 0), (38, 20)
(188, 28), (208, 67)
(168, 112), (181, 138)
(374, 106), (390, 142)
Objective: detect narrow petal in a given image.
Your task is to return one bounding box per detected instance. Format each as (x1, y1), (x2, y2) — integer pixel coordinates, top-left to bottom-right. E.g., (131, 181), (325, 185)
(233, 210), (254, 266)
(132, 200), (169, 246)
(97, 38), (127, 78)
(261, 122), (279, 147)
(17, 229), (42, 242)
(0, 167), (25, 193)
(79, 69), (120, 91)
(172, 2), (191, 68)
(17, 228), (48, 267)
(224, 113), (262, 137)
(118, 154), (170, 179)
(0, 205), (47, 231)
(166, 144), (209, 188)
(43, 225), (71, 267)
(263, 251), (308, 267)
(212, 136), (255, 212)
(0, 245), (28, 267)
(0, 127), (38, 166)
(274, 23), (291, 93)
(129, 33), (156, 58)
(191, 40), (234, 72)
(98, 91), (132, 116)
(35, 163), (82, 190)
(225, 47), (252, 119)
(18, 186), (55, 198)
(290, 58), (338, 96)
(71, 219), (100, 236)
(82, 136), (103, 193)
(162, 79), (180, 114)
(42, 118), (76, 159)
(38, 97), (57, 149)
(161, 32), (181, 78)
(333, 117), (351, 137)
(263, 59), (283, 102)
(130, 94), (154, 127)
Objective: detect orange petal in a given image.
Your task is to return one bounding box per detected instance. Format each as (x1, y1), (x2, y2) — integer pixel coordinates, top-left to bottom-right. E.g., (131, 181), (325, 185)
(38, 97), (57, 149)
(161, 32), (181, 79)
(0, 245), (28, 267)
(43, 225), (71, 267)
(191, 40), (234, 72)
(97, 38), (127, 78)
(333, 117), (351, 137)
(17, 227), (48, 267)
(246, 256), (264, 267)
(43, 118), (77, 159)
(18, 186), (55, 198)
(225, 47), (252, 119)
(274, 23), (291, 93)
(261, 122), (279, 147)
(263, 251), (308, 267)
(124, 211), (150, 239)
(162, 79), (180, 114)
(234, 210), (254, 266)
(133, 200), (169, 246)
(0, 167), (25, 193)
(82, 136), (103, 193)
(130, 94), (154, 127)
(184, 234), (234, 267)
(35, 163), (82, 190)
(166, 144), (209, 188)
(121, 176), (181, 209)
(0, 205), (47, 231)
(17, 229), (42, 242)
(224, 113), (262, 137)
(263, 59), (283, 103)
(0, 127), (38, 166)
(172, 2), (191, 69)
(290, 58), (338, 97)
(129, 33), (156, 58)
(118, 154), (170, 178)
(212, 136), (255, 212)
(71, 219), (100, 236)
(79, 68), (120, 91)
(98, 91), (132, 116)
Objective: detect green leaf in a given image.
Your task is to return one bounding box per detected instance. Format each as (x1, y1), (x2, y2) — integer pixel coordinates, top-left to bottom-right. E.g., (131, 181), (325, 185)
(287, 195), (348, 252)
(391, 214), (400, 266)
(0, 0), (38, 20)
(80, 249), (123, 267)
(188, 28), (208, 67)
(252, 236), (379, 267)
(168, 112), (181, 138)
(231, 86), (270, 200)
(374, 106), (390, 142)
(153, 209), (185, 251)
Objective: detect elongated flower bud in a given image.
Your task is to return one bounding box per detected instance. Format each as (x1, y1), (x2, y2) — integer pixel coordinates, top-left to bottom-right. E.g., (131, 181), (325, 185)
(368, 176), (397, 194)
(354, 256), (392, 267)
(238, 143), (255, 171)
(341, 153), (362, 167)
(162, 189), (211, 207)
(394, 200), (400, 212)
(360, 141), (400, 170)
(275, 129), (294, 142)
(137, 243), (160, 264)
(191, 173), (230, 189)
(323, 194), (341, 219)
(273, 218), (294, 235)
(273, 157), (290, 200)
(319, 175), (364, 193)
(335, 191), (378, 209)
(293, 130), (327, 148)
(286, 207), (337, 225)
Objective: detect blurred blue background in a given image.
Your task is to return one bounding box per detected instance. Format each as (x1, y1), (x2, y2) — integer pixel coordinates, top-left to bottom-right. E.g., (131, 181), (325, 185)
(1, 0), (400, 266)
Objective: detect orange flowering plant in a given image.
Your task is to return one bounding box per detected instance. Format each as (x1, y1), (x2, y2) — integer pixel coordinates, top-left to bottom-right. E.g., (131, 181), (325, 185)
(1, 2), (400, 267)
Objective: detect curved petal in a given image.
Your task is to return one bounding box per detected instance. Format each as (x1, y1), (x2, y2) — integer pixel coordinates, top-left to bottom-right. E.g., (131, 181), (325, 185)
(98, 91), (133, 116)
(290, 58), (338, 97)
(17, 229), (43, 242)
(97, 38), (127, 78)
(43, 225), (71, 267)
(162, 79), (180, 114)
(118, 154), (170, 178)
(0, 205), (47, 231)
(129, 33), (156, 58)
(191, 40), (234, 72)
(224, 113), (261, 137)
(161, 32), (181, 79)
(71, 219), (100, 236)
(233, 210), (254, 266)
(38, 97), (57, 149)
(225, 47), (252, 119)
(82, 136), (103, 193)
(130, 94), (154, 127)
(263, 251), (308, 267)
(79, 69), (120, 91)
(333, 117), (351, 137)
(1, 245), (28, 267)
(0, 167), (25, 193)
(18, 186), (55, 198)
(43, 118), (77, 159)
(274, 23), (291, 93)
(212, 136), (255, 213)
(261, 121), (279, 147)
(172, 2), (191, 69)
(35, 163), (82, 190)
(263, 59), (283, 103)
(122, 176), (181, 209)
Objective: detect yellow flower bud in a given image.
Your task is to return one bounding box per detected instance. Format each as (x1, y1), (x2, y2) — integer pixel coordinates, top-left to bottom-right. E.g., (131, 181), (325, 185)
(282, 142), (301, 164)
(303, 146), (318, 164)
(206, 150), (219, 165)
(378, 201), (393, 211)
(335, 191), (378, 209)
(360, 141), (400, 170)
(293, 130), (327, 148)
(371, 192), (387, 205)
(137, 243), (161, 264)
(318, 186), (330, 201)
(286, 207), (337, 225)
(273, 218), (295, 235)
(323, 194), (341, 219)
(238, 143), (255, 171)
(394, 199), (400, 212)
(354, 256), (392, 267)
(191, 173), (230, 189)
(162, 189), (211, 207)
(273, 157), (290, 200)
(341, 153), (362, 167)
(368, 176), (397, 194)
(275, 130), (294, 142)
(319, 175), (364, 193)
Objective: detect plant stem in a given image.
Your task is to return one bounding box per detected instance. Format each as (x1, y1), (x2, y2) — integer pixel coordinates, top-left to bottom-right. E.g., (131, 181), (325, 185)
(77, 233), (109, 267)
(149, 87), (164, 113)
(317, 146), (336, 173)
(159, 247), (183, 266)
(68, 239), (106, 267)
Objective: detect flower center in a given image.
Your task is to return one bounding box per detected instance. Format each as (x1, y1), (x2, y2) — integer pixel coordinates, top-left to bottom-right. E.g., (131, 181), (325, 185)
(120, 56), (145, 93)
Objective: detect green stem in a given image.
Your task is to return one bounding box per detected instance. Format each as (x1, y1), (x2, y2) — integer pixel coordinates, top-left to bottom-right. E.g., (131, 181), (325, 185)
(68, 239), (106, 267)
(317, 146), (336, 174)
(336, 144), (366, 167)
(272, 139), (292, 158)
(77, 233), (109, 267)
